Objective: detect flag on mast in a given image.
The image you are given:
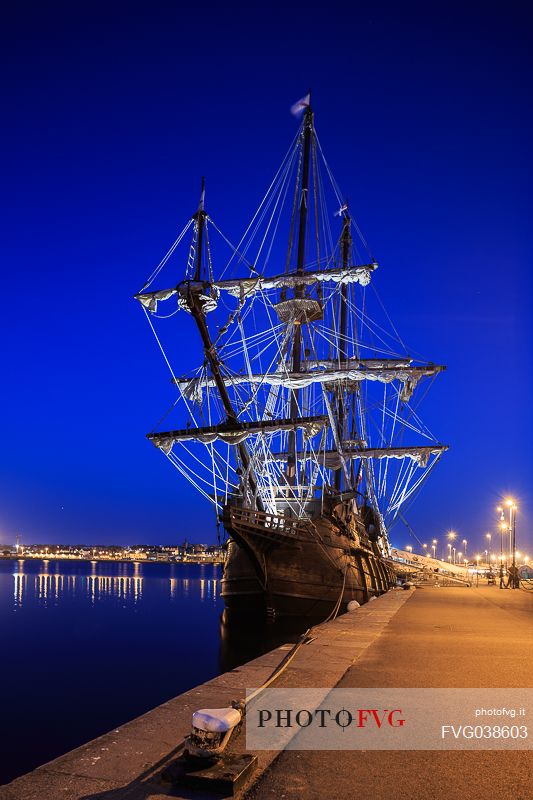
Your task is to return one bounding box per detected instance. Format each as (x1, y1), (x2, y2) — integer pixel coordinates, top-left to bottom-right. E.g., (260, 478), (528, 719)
(334, 203), (349, 217)
(290, 93), (311, 116)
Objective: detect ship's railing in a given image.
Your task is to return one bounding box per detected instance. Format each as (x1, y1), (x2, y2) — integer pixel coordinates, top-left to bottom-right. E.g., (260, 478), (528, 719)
(227, 506), (309, 537)
(274, 485), (318, 497)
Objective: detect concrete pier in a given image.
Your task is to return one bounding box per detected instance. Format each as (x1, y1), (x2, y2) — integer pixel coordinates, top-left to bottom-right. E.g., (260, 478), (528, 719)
(248, 586), (533, 800)
(2, 585), (533, 799)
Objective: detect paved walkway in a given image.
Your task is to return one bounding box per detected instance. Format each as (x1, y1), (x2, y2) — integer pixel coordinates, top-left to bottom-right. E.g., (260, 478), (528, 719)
(247, 586), (533, 800)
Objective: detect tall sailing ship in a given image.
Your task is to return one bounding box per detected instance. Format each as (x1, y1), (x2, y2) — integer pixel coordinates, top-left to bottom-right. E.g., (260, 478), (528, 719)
(136, 97), (447, 622)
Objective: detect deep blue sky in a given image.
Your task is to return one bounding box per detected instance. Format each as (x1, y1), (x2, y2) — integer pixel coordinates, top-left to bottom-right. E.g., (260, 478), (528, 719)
(1, 1), (531, 553)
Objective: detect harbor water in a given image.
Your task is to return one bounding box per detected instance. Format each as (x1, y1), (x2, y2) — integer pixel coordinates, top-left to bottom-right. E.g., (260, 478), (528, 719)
(0, 558), (229, 784)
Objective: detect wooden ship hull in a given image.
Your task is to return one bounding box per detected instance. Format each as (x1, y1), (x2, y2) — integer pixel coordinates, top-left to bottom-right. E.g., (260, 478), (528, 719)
(221, 504), (395, 622)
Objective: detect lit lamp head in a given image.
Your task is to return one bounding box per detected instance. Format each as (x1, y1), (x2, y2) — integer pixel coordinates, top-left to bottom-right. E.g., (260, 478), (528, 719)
(506, 498), (518, 512)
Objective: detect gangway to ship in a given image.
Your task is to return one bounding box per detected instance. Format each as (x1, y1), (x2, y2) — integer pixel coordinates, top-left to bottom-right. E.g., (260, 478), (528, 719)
(389, 548), (472, 586)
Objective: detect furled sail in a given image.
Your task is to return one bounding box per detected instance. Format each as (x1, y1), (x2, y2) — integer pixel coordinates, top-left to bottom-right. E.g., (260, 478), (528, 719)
(148, 416), (328, 454)
(135, 263), (376, 314)
(174, 364), (445, 404)
(266, 445), (449, 470)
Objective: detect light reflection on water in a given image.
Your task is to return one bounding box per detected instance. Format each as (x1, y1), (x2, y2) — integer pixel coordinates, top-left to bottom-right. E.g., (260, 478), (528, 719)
(1, 557), (224, 787)
(10, 559), (219, 609)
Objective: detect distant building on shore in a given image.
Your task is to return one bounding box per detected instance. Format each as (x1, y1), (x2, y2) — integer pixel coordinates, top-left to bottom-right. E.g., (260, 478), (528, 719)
(0, 541), (225, 563)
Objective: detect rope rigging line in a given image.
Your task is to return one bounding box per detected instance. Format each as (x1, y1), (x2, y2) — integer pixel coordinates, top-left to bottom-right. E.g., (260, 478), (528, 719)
(140, 218), (194, 291)
(314, 129), (375, 262)
(142, 307), (178, 384)
(218, 126), (302, 281)
(369, 283), (409, 356)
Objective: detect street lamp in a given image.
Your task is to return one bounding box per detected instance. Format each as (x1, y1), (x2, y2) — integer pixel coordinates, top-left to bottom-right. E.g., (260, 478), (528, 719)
(406, 545), (413, 554)
(448, 531), (457, 563)
(462, 538), (467, 557)
(432, 539), (437, 559)
(506, 500), (518, 588)
(485, 533), (492, 563)
(497, 506), (505, 576)
(505, 500), (512, 562)
(497, 506), (507, 566)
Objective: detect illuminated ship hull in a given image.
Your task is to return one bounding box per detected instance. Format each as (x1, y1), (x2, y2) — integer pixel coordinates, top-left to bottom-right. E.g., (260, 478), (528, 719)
(221, 502), (395, 622)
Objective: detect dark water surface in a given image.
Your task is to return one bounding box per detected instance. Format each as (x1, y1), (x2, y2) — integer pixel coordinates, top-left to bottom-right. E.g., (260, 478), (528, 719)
(0, 558), (260, 785)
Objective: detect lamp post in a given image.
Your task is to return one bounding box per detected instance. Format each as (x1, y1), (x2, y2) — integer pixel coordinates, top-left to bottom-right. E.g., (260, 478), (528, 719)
(507, 500), (518, 589)
(485, 533), (492, 563)
(447, 531), (457, 563)
(462, 538), (467, 557)
(432, 539), (437, 559)
(497, 507), (506, 566)
(497, 507), (507, 588)
(504, 500), (513, 563)
(500, 499), (518, 588)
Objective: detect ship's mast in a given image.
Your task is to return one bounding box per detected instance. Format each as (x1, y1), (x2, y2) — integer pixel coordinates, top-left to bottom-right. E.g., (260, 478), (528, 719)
(135, 108), (448, 532)
(187, 181), (262, 510)
(287, 103), (313, 486)
(193, 176), (206, 281)
(334, 212), (351, 491)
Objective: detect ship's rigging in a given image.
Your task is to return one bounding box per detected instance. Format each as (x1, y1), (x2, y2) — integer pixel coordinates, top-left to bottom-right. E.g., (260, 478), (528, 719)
(135, 103), (447, 553)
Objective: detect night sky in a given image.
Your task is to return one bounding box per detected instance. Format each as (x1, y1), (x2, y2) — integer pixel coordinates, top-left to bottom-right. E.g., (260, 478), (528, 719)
(1, 1), (531, 554)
